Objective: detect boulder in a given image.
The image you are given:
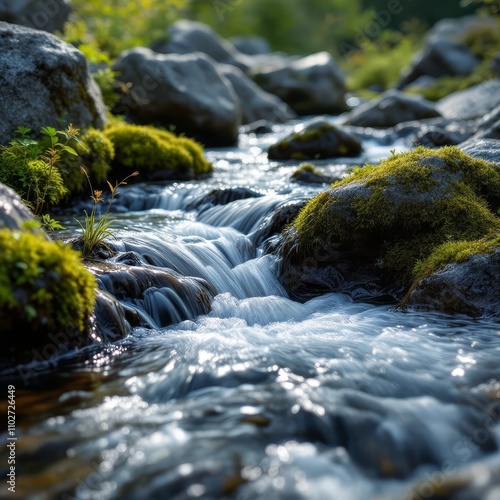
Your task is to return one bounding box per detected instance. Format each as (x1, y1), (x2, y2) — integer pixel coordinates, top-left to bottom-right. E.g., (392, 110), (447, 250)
(402, 243), (500, 318)
(268, 116), (363, 160)
(397, 39), (479, 89)
(436, 79), (500, 121)
(342, 89), (442, 128)
(0, 21), (108, 146)
(469, 104), (500, 141)
(459, 138), (500, 164)
(150, 19), (251, 71)
(0, 0), (71, 33)
(218, 63), (296, 124)
(250, 51), (347, 115)
(230, 35), (271, 55)
(112, 47), (241, 147)
(0, 182), (40, 231)
(276, 146), (500, 304)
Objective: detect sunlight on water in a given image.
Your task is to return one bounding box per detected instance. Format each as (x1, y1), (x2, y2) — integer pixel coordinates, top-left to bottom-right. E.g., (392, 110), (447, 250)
(3, 117), (500, 500)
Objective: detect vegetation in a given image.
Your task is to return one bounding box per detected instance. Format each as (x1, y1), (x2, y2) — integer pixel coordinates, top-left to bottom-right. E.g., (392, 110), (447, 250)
(73, 169), (139, 259)
(0, 224), (96, 337)
(103, 122), (213, 178)
(290, 146), (500, 287)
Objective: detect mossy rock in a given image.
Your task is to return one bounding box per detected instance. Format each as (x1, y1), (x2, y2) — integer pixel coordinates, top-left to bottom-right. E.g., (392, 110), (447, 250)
(278, 146), (500, 302)
(291, 163), (339, 184)
(268, 117), (362, 160)
(103, 122), (213, 181)
(0, 226), (97, 358)
(401, 234), (500, 317)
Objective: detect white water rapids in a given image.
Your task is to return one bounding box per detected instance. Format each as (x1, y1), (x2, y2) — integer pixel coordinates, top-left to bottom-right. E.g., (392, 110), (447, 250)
(1, 118), (499, 500)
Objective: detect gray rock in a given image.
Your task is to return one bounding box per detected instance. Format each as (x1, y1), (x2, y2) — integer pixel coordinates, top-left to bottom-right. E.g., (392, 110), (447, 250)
(459, 138), (500, 164)
(218, 63), (296, 124)
(268, 116), (363, 160)
(230, 35), (270, 55)
(150, 19), (251, 71)
(0, 182), (38, 230)
(0, 0), (71, 33)
(398, 38), (479, 89)
(469, 103), (500, 141)
(437, 79), (500, 120)
(0, 21), (108, 146)
(426, 15), (496, 44)
(250, 51), (347, 115)
(112, 47), (241, 147)
(343, 89), (441, 128)
(403, 249), (500, 318)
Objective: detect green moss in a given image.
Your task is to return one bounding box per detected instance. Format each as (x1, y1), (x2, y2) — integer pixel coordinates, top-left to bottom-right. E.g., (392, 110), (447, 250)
(291, 146), (500, 287)
(103, 122), (212, 177)
(292, 163), (317, 177)
(294, 124), (335, 143)
(0, 227), (96, 337)
(413, 233), (500, 281)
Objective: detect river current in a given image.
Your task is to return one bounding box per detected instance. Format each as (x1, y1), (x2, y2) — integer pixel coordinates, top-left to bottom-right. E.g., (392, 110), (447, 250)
(1, 117), (500, 500)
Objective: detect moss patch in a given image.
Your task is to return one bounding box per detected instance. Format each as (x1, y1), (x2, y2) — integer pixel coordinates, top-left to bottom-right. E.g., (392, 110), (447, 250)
(290, 146), (500, 287)
(103, 122), (212, 178)
(0, 227), (96, 339)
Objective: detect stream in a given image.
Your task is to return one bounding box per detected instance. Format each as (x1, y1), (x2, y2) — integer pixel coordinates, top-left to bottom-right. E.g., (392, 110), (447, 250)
(1, 117), (500, 500)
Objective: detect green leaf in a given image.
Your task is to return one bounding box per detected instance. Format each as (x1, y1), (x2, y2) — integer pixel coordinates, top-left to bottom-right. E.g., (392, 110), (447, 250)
(15, 126), (32, 137)
(61, 145), (78, 156)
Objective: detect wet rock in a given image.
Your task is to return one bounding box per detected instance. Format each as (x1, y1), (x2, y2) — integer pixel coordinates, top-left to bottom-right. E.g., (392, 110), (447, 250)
(0, 0), (72, 34)
(239, 120), (274, 135)
(0, 22), (108, 146)
(112, 48), (241, 147)
(342, 89), (441, 128)
(93, 263), (216, 329)
(268, 117), (363, 160)
(276, 147), (500, 304)
(469, 103), (500, 141)
(458, 138), (500, 164)
(436, 79), (500, 121)
(250, 51), (347, 115)
(290, 163), (340, 185)
(402, 248), (500, 318)
(251, 200), (307, 249)
(187, 187), (263, 214)
(410, 125), (463, 148)
(150, 19), (251, 71)
(218, 63), (296, 124)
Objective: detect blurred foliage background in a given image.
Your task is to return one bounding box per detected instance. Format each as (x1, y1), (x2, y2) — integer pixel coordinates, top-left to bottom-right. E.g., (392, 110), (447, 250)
(62, 0), (498, 97)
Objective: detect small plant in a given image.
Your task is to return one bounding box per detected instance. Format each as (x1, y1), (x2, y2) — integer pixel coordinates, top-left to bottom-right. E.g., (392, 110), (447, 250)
(74, 167), (139, 259)
(0, 124), (84, 230)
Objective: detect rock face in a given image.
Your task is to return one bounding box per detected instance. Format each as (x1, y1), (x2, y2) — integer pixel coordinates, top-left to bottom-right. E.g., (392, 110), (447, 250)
(343, 89), (442, 128)
(403, 248), (500, 318)
(436, 79), (500, 121)
(250, 51), (347, 115)
(268, 117), (363, 160)
(276, 147), (500, 304)
(0, 0), (71, 33)
(112, 47), (241, 147)
(0, 182), (39, 231)
(0, 21), (108, 146)
(218, 63), (296, 124)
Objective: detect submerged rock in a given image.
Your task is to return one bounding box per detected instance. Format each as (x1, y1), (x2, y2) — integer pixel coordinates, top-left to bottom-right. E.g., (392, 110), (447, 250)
(342, 89), (441, 128)
(0, 21), (108, 146)
(112, 48), (241, 147)
(187, 187), (263, 214)
(276, 146), (500, 306)
(268, 117), (363, 160)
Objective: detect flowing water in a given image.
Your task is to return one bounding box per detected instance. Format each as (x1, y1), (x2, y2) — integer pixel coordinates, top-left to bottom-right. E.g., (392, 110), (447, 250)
(2, 117), (500, 500)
